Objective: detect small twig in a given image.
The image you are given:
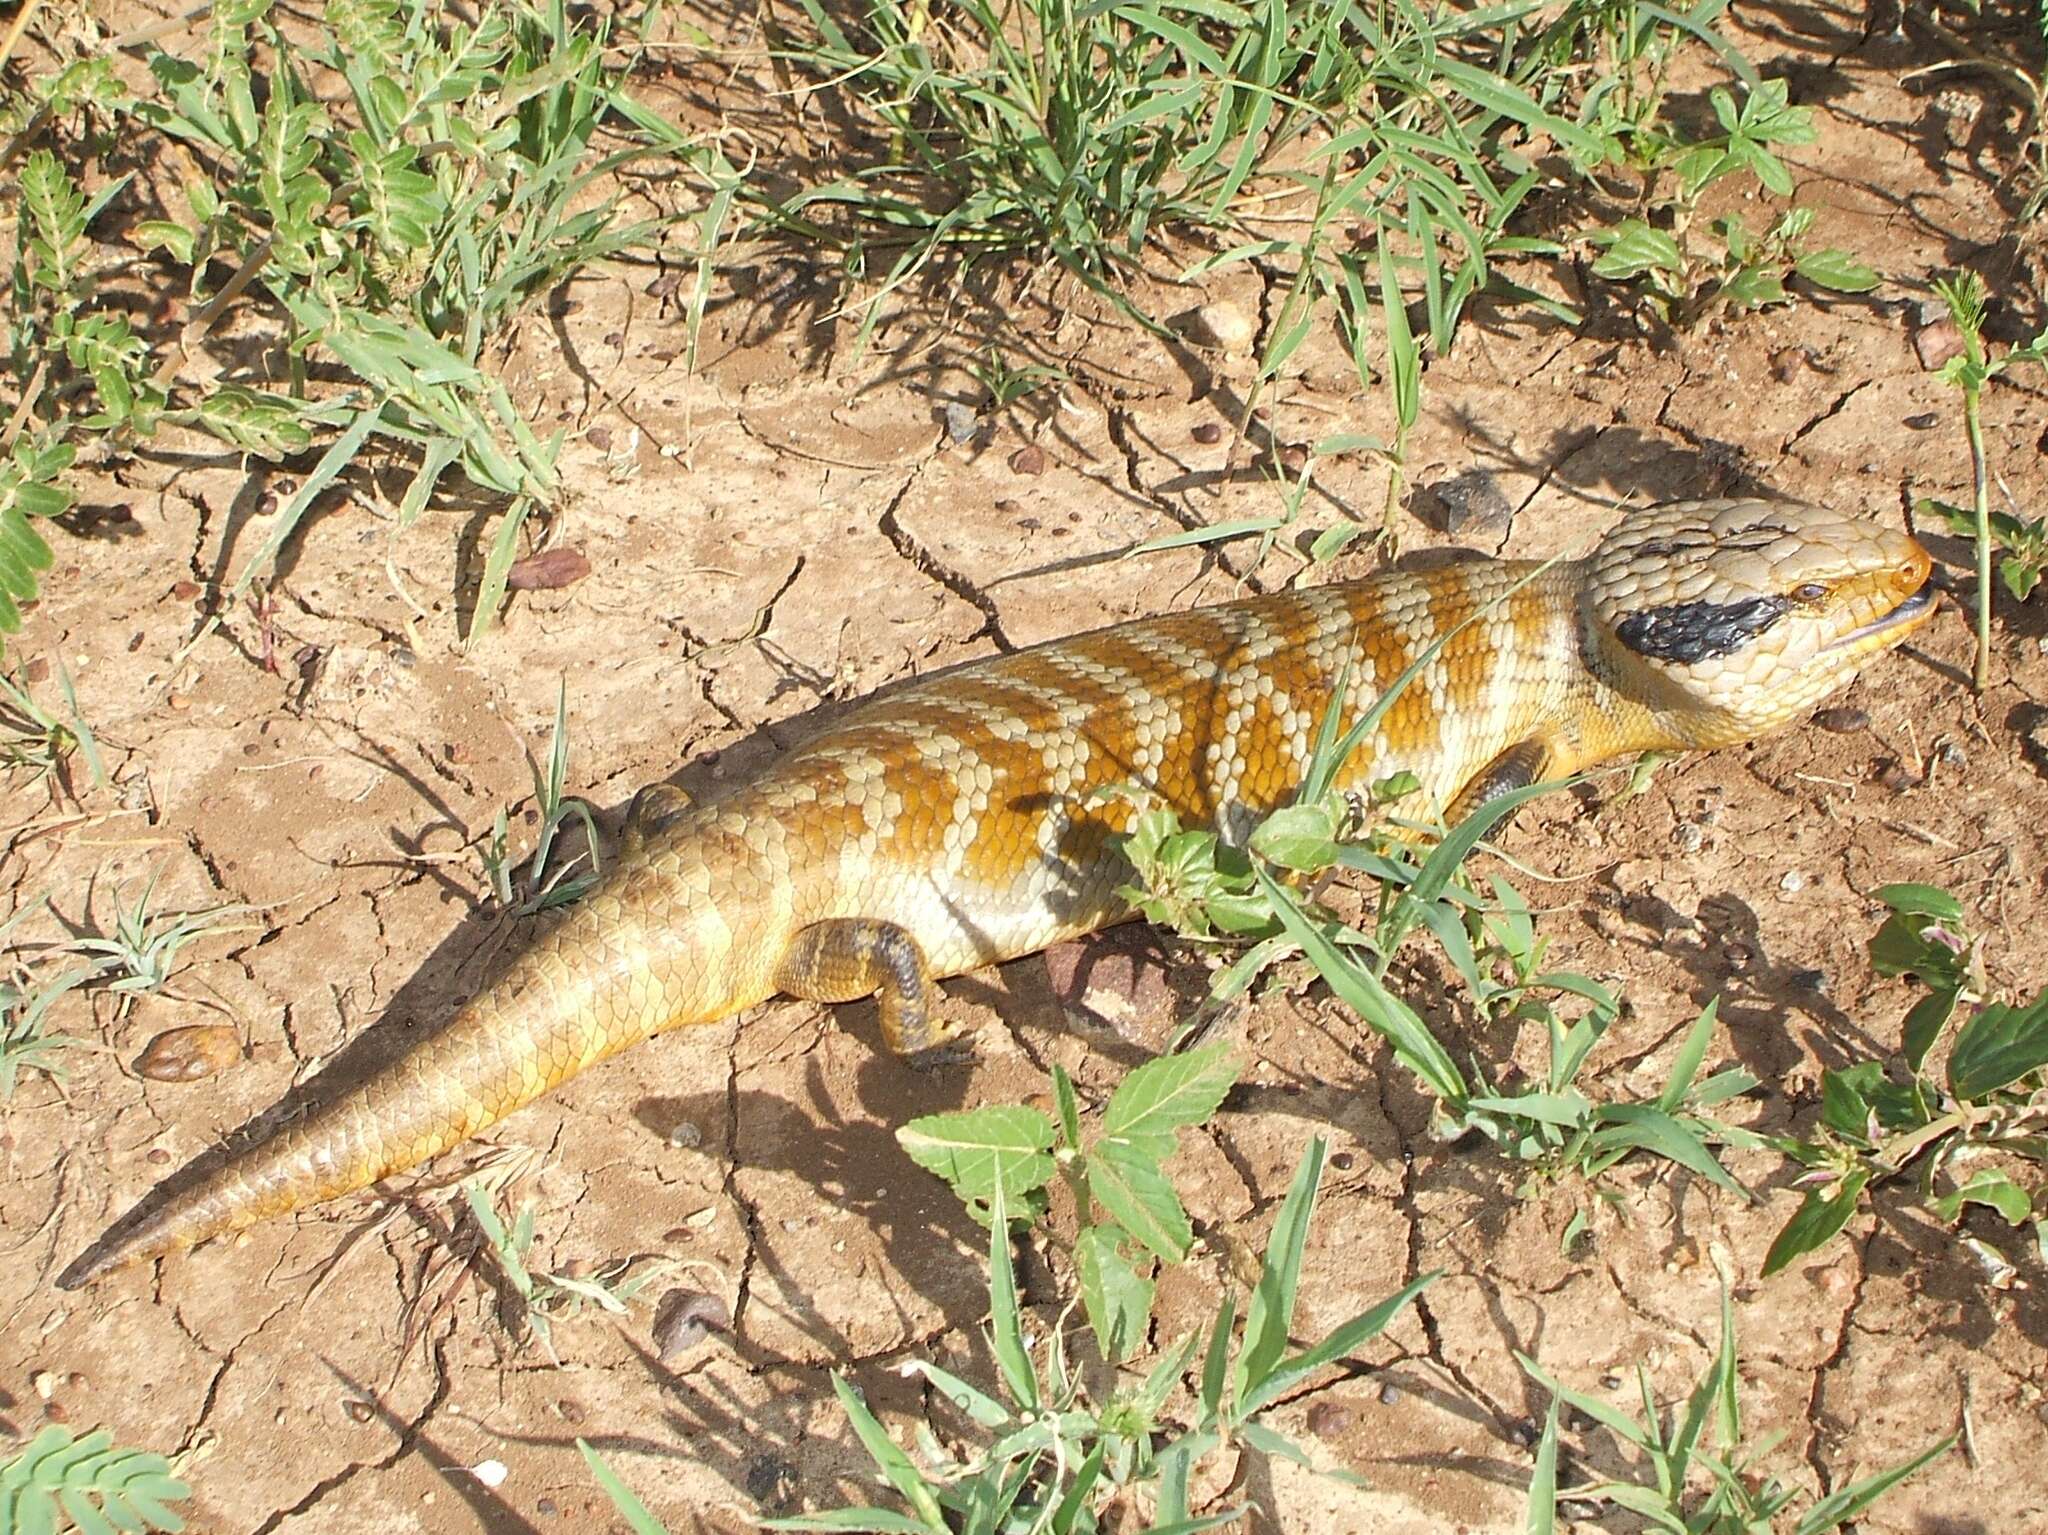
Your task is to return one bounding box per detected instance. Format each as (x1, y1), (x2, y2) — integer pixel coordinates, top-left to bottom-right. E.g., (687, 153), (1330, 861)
(148, 237), (275, 391)
(1, 358), (49, 450)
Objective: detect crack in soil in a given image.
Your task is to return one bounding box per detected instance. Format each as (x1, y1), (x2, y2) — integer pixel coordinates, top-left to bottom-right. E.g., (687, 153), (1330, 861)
(722, 1048), (759, 1338)
(245, 1335), (454, 1535)
(1781, 380), (1873, 458)
(1380, 1064), (1519, 1435)
(877, 472), (1015, 653)
(1800, 1220), (1875, 1499)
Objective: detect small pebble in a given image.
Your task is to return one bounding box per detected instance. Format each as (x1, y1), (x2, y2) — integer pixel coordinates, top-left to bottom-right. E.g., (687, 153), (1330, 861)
(32, 1372), (55, 1402)
(1674, 823), (1706, 854)
(942, 401), (980, 444)
(146, 1147), (171, 1164)
(1935, 740), (1967, 772)
(1903, 412), (1939, 431)
(1330, 1151), (1355, 1171)
(1184, 300), (1255, 352)
(343, 1400), (374, 1423)
(666, 1121), (702, 1149)
(1190, 422), (1223, 445)
(652, 1289), (731, 1360)
(1812, 706), (1868, 733)
(1780, 870), (1808, 894)
(1426, 469), (1513, 534)
(170, 580), (202, 602)
(586, 426), (613, 451)
(1008, 444), (1047, 476)
(536, 1496), (558, 1516)
(1306, 1400), (1355, 1438)
(744, 1455), (799, 1510)
(471, 1459), (508, 1489)
(556, 1399), (585, 1425)
(1378, 1382), (1402, 1406)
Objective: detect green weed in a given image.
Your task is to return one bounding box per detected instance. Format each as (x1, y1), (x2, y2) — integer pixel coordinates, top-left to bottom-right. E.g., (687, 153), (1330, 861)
(900, 1041), (1241, 1361)
(0, 656), (105, 794)
(0, 897), (92, 1101)
(64, 866), (263, 1019)
(589, 1138), (1434, 1534)
(463, 1179), (670, 1363)
(5, 1), (700, 659)
(1919, 270), (2048, 690)
(1580, 80), (1878, 324)
(0, 1424), (192, 1535)
(1522, 1282), (1954, 1532)
(479, 679), (602, 914)
(770, 0), (1734, 546)
(1762, 883), (2048, 1278)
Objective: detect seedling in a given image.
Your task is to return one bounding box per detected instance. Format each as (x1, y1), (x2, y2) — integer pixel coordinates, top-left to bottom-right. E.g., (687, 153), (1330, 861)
(65, 867), (263, 1018)
(1919, 270), (2048, 690)
(0, 898), (92, 1100)
(1581, 81), (1878, 325)
(1762, 883), (2048, 1277)
(463, 1180), (669, 1363)
(479, 679), (602, 914)
(1522, 1282), (1954, 1532)
(899, 1041), (1241, 1361)
(590, 1139), (1435, 1534)
(0, 656), (105, 794)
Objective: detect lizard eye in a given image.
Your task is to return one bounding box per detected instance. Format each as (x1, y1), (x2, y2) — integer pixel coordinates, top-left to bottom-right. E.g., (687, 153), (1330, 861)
(1790, 581), (1828, 604)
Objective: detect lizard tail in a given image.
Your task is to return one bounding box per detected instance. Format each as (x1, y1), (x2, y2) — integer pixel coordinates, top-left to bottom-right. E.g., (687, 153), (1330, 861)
(58, 856), (758, 1288)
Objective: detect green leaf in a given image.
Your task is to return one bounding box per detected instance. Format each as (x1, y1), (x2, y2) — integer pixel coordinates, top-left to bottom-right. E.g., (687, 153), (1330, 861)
(1900, 987), (1960, 1075)
(1657, 1000), (1719, 1111)
(1587, 1105), (1744, 1195)
(984, 1182), (1038, 1412)
(1590, 220), (1684, 280)
(1259, 869), (1467, 1106)
(1875, 883), (1965, 920)
(1791, 1433), (1957, 1535)
(897, 1106), (1055, 1208)
(825, 1375), (948, 1532)
(135, 220), (197, 265)
(1236, 1270), (1437, 1418)
(1525, 1399), (1559, 1535)
(1236, 1137), (1324, 1407)
(1927, 1169), (2032, 1226)
(1719, 266), (1789, 311)
(578, 1440), (670, 1535)
(1247, 802), (1340, 871)
(1087, 1137), (1192, 1261)
(1948, 994), (2048, 1099)
(1762, 1168), (1872, 1276)
(1793, 247), (1880, 293)
(1076, 1225), (1154, 1362)
(0, 1425), (191, 1535)
(1102, 1042), (1239, 1141)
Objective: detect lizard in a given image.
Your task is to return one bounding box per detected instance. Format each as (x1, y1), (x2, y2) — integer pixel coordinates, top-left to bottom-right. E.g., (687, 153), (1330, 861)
(57, 496), (1936, 1289)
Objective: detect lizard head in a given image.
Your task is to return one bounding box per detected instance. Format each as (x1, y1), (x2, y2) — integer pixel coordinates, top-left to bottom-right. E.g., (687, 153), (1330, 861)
(1583, 498), (1935, 748)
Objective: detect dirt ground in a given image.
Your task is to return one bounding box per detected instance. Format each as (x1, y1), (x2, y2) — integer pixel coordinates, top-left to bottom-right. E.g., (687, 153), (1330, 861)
(4, 2), (2048, 1532)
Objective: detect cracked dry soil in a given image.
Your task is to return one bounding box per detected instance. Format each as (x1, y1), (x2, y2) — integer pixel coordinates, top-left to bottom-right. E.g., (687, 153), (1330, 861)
(5, 3), (2048, 1532)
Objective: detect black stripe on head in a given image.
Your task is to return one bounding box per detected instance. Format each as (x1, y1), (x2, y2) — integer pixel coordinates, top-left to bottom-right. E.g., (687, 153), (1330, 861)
(1614, 595), (1791, 664)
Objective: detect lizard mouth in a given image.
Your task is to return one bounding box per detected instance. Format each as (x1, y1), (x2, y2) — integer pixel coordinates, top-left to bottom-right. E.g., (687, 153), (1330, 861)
(1829, 578), (1934, 650)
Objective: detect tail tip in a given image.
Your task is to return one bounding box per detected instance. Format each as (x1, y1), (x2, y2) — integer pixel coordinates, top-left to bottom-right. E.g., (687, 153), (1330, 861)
(55, 1248), (106, 1290)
